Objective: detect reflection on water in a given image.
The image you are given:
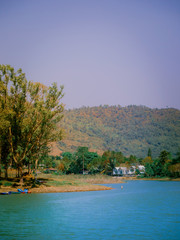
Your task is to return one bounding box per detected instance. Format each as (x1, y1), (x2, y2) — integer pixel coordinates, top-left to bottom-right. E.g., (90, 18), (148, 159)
(0, 181), (180, 240)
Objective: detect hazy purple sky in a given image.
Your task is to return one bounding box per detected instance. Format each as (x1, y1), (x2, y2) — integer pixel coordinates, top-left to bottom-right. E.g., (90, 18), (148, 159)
(0, 0), (180, 109)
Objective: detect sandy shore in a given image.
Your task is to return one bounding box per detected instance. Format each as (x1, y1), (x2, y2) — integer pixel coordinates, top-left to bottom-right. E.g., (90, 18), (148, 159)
(1, 175), (178, 194)
(30, 184), (113, 193)
(0, 173), (126, 194)
(0, 184), (112, 194)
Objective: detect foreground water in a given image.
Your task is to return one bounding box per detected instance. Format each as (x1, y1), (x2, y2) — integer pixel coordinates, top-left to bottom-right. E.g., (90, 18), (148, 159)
(0, 181), (180, 240)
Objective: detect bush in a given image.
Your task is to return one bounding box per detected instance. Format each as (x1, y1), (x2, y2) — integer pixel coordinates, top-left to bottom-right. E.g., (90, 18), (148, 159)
(3, 181), (13, 187)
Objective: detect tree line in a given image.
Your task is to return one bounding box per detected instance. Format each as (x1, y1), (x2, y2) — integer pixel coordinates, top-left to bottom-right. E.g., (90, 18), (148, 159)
(0, 65), (64, 178)
(43, 147), (180, 178)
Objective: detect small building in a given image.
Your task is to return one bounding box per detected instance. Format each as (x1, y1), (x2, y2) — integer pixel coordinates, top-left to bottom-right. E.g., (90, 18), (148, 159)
(121, 167), (129, 175)
(113, 167), (128, 176)
(127, 166), (136, 175)
(137, 165), (145, 174)
(113, 167), (121, 176)
(113, 165), (145, 176)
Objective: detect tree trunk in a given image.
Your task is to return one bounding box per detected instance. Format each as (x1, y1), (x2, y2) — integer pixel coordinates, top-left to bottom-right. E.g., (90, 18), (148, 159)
(5, 165), (8, 179)
(17, 167), (20, 178)
(19, 166), (23, 178)
(0, 148), (2, 178)
(28, 162), (31, 174)
(16, 163), (23, 178)
(0, 160), (1, 178)
(35, 159), (38, 177)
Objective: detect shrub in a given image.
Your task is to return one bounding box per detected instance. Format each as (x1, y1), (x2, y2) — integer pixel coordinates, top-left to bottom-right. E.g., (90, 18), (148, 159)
(3, 182), (13, 187)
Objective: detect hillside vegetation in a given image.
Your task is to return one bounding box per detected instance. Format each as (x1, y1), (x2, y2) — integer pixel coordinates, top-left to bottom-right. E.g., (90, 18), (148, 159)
(58, 105), (180, 158)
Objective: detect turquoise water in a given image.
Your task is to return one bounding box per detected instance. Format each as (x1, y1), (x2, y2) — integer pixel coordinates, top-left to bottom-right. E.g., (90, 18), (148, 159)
(0, 181), (180, 240)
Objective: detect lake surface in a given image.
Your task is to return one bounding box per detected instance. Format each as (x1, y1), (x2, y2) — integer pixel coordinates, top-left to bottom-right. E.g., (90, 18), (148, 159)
(0, 181), (180, 240)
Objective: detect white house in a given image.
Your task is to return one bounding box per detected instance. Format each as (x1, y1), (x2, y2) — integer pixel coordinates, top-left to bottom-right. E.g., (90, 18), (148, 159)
(113, 166), (129, 176)
(113, 165), (145, 176)
(113, 167), (123, 175)
(127, 166), (136, 175)
(137, 165), (145, 174)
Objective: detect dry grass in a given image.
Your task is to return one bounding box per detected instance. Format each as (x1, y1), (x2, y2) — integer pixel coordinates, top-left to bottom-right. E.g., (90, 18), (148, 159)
(0, 173), (122, 194)
(28, 174), (121, 193)
(1, 172), (178, 194)
(29, 184), (112, 193)
(38, 173), (125, 184)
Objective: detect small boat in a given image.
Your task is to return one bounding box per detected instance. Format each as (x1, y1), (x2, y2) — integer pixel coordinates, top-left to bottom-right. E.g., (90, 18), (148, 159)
(18, 189), (31, 194)
(0, 192), (9, 195)
(1, 189), (31, 195)
(8, 191), (21, 194)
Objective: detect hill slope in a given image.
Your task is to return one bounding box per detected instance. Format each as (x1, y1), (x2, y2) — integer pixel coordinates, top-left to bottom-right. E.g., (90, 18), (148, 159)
(58, 105), (180, 158)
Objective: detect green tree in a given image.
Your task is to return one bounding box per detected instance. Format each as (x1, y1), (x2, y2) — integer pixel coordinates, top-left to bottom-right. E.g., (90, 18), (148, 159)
(159, 150), (169, 164)
(62, 152), (73, 160)
(126, 155), (137, 166)
(142, 156), (153, 165)
(102, 150), (117, 175)
(115, 151), (124, 164)
(145, 162), (155, 177)
(75, 147), (89, 174)
(147, 148), (152, 158)
(87, 156), (102, 174)
(0, 65), (64, 177)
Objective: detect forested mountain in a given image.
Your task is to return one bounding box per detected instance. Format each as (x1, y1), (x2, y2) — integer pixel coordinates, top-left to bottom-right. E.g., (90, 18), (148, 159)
(58, 105), (180, 158)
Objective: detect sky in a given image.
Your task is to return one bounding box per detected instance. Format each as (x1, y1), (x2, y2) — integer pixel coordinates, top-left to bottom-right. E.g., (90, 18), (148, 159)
(0, 0), (180, 109)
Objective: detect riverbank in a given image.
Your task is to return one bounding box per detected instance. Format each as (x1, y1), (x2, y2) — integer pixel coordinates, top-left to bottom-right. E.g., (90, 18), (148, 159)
(138, 177), (180, 181)
(1, 174), (179, 194)
(113, 176), (180, 181)
(0, 184), (113, 194)
(0, 174), (125, 194)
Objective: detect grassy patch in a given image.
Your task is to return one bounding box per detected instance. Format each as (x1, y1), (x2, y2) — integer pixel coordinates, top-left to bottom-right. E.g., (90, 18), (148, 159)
(46, 180), (73, 187)
(38, 173), (124, 185)
(2, 181), (13, 187)
(46, 179), (88, 187)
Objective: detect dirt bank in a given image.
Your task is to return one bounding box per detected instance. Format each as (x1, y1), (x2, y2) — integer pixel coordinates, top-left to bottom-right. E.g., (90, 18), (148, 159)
(0, 184), (112, 194)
